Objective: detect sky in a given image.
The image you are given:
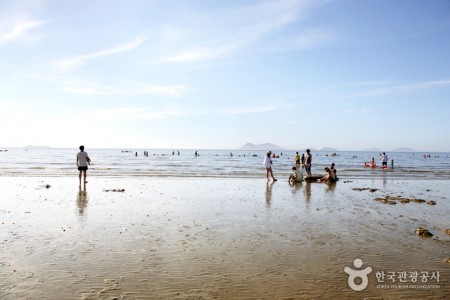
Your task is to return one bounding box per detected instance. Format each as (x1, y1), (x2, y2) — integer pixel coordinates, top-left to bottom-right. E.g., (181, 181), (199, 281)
(1, 0), (450, 151)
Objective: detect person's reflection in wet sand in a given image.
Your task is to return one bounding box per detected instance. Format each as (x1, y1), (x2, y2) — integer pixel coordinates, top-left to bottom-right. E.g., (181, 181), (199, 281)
(303, 181), (312, 201)
(290, 182), (302, 196)
(382, 172), (388, 187)
(265, 181), (274, 207)
(77, 183), (88, 216)
(325, 181), (337, 193)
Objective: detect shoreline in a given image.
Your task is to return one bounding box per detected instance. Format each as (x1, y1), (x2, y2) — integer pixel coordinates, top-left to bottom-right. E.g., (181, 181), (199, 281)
(1, 176), (449, 299)
(1, 172), (450, 180)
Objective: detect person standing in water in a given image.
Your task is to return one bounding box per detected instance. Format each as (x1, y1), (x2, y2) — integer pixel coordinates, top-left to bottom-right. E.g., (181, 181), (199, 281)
(76, 145), (91, 186)
(381, 152), (388, 168)
(263, 151), (277, 182)
(295, 152), (301, 168)
(304, 149), (312, 176)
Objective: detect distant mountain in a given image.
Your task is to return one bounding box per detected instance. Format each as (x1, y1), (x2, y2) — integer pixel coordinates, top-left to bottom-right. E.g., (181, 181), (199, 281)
(238, 143), (285, 151)
(320, 147), (339, 152)
(392, 147), (415, 152)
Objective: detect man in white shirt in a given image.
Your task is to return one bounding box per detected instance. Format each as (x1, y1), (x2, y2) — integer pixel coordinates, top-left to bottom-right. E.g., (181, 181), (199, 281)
(77, 145), (91, 185)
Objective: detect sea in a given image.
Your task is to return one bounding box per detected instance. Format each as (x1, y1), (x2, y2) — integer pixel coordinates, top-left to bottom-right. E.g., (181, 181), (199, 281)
(0, 148), (449, 180)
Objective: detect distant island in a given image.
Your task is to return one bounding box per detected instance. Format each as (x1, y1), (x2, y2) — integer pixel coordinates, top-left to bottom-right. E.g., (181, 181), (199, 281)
(238, 143), (285, 151)
(320, 147), (339, 152)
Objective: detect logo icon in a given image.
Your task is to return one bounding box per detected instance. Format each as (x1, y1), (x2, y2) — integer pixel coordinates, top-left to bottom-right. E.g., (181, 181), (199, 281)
(344, 258), (372, 291)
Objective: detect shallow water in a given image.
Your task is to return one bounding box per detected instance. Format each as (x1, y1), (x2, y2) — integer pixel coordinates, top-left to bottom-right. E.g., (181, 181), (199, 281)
(0, 177), (448, 299)
(1, 148), (450, 179)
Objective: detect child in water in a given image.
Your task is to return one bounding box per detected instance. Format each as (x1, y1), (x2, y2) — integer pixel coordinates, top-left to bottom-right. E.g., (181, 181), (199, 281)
(289, 167), (298, 184)
(365, 158), (376, 167)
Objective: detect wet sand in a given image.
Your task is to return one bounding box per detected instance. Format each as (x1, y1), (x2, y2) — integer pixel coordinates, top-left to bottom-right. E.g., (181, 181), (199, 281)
(0, 176), (449, 299)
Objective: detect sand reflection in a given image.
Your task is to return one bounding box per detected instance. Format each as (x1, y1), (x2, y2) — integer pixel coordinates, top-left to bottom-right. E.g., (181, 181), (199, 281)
(325, 181), (337, 193)
(290, 181), (302, 196)
(265, 181), (274, 207)
(303, 181), (311, 201)
(1, 177), (448, 299)
(77, 183), (88, 216)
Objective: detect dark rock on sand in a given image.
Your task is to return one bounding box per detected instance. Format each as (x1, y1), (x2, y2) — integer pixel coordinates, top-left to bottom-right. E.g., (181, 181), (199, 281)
(386, 196), (403, 201)
(374, 198), (397, 205)
(376, 195), (434, 205)
(352, 187), (378, 192)
(103, 189), (126, 192)
(415, 227), (433, 237)
(411, 198), (426, 203)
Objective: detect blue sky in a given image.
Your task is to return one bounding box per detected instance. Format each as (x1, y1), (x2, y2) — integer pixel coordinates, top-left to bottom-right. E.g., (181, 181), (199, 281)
(1, 0), (449, 151)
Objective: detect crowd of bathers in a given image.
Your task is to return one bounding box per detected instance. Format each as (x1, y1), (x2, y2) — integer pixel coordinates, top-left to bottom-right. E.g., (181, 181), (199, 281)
(264, 149), (337, 184)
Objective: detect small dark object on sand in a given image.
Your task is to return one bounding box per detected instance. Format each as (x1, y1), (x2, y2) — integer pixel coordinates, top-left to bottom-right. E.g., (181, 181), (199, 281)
(415, 227), (433, 237)
(352, 187), (377, 192)
(374, 198), (396, 205)
(104, 189), (125, 193)
(426, 200), (436, 205)
(352, 187), (370, 191)
(411, 198), (426, 203)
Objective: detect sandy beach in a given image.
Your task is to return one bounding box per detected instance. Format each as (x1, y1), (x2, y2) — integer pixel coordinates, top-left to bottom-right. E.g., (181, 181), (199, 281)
(0, 176), (449, 299)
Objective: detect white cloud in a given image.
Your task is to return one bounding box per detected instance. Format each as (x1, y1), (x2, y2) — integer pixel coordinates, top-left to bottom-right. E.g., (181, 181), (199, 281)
(218, 104), (278, 116)
(123, 80), (190, 97)
(54, 33), (149, 69)
(29, 73), (190, 97)
(0, 19), (49, 44)
(73, 102), (282, 124)
(339, 79), (450, 99)
(62, 80), (189, 97)
(84, 107), (184, 123)
(155, 0), (330, 64)
(158, 47), (229, 64)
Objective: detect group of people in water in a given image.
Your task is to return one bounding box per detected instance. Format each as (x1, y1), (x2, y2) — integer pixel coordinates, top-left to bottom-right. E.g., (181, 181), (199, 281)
(77, 145), (402, 187)
(264, 149), (337, 184)
(364, 152), (394, 169)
